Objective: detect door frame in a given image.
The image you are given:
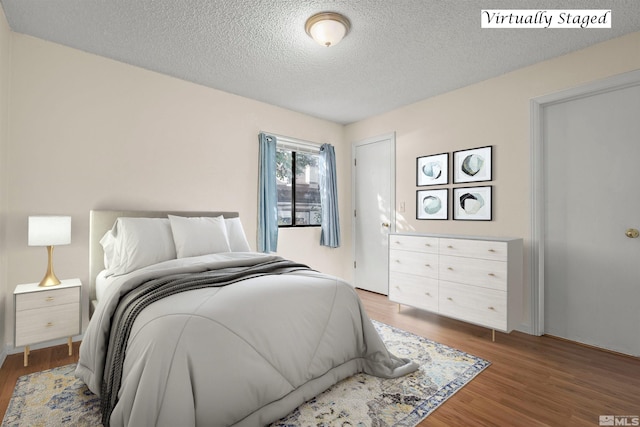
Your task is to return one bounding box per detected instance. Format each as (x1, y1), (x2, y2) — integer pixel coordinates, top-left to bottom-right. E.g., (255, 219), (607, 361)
(351, 132), (396, 284)
(529, 69), (640, 336)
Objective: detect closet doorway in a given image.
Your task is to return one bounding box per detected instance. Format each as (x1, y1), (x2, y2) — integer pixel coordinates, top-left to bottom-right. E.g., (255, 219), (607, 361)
(352, 133), (396, 295)
(534, 71), (640, 356)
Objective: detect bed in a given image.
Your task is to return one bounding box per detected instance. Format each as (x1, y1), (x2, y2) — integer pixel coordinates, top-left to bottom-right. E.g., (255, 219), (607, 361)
(76, 210), (417, 427)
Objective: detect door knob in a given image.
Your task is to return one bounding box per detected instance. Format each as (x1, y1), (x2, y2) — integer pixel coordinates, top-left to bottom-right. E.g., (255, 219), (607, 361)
(382, 222), (390, 228)
(626, 228), (639, 238)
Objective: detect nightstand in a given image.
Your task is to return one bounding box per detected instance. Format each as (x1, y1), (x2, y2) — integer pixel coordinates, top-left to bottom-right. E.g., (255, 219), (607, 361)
(14, 278), (82, 366)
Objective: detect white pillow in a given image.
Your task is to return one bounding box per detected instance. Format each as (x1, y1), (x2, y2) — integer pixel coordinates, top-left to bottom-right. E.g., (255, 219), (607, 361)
(225, 217), (251, 252)
(101, 217), (177, 276)
(168, 215), (231, 258)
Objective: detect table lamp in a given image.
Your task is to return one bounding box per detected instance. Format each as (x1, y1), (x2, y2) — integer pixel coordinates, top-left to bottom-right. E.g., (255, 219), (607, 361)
(28, 215), (71, 287)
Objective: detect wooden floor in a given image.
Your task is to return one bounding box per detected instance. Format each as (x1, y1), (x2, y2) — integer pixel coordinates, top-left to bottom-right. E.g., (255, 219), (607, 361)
(1, 290), (639, 426)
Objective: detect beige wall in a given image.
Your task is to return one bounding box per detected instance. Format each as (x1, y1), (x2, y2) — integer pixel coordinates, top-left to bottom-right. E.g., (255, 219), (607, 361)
(0, 7), (11, 359)
(2, 33), (350, 348)
(345, 31), (640, 332)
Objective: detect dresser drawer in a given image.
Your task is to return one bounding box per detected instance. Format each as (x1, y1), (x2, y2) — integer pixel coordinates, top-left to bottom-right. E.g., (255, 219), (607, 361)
(389, 235), (439, 254)
(15, 287), (80, 311)
(15, 303), (80, 346)
(439, 255), (507, 291)
(439, 238), (508, 261)
(389, 249), (438, 278)
(389, 272), (438, 312)
(439, 281), (507, 331)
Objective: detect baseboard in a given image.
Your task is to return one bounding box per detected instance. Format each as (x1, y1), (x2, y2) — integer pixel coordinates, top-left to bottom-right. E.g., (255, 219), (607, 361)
(0, 343), (8, 369)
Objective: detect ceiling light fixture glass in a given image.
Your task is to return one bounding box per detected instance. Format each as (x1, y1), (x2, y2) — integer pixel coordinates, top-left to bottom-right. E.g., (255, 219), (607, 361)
(305, 12), (351, 47)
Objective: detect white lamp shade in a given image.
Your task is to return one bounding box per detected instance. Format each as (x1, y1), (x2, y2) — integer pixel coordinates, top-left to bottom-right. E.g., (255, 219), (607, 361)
(28, 216), (71, 246)
(308, 19), (347, 47)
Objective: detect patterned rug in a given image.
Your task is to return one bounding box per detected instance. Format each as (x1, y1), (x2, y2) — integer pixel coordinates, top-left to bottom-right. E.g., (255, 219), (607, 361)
(2, 321), (489, 427)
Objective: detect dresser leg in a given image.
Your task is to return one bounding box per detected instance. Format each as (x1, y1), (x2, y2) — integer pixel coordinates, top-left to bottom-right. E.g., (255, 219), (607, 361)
(492, 329), (495, 342)
(68, 337), (73, 356)
(23, 345), (30, 367)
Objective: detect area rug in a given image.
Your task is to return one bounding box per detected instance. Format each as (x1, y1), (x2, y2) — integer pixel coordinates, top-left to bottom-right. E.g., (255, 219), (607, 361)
(2, 321), (489, 427)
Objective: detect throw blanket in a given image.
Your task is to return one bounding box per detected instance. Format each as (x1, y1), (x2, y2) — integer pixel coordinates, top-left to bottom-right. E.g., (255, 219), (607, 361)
(76, 253), (418, 426)
(101, 259), (309, 426)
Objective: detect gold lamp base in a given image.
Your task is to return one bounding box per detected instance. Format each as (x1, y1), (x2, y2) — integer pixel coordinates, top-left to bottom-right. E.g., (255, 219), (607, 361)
(38, 245), (61, 287)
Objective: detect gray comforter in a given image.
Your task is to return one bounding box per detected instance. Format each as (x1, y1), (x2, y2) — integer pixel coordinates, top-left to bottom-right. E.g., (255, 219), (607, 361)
(76, 252), (418, 426)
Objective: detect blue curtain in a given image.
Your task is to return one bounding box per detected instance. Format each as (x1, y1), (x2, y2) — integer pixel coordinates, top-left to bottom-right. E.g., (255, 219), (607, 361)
(319, 143), (341, 248)
(258, 133), (278, 252)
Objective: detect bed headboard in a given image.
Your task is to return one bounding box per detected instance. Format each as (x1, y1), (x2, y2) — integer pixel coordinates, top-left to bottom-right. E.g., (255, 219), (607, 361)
(89, 210), (240, 302)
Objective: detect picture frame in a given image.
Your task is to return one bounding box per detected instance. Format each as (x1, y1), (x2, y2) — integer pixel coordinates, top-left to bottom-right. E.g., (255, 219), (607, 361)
(417, 152), (449, 186)
(416, 189), (448, 220)
(453, 146), (492, 183)
(453, 186), (492, 221)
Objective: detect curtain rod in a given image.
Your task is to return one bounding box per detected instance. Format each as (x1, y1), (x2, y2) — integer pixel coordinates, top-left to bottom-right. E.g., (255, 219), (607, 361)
(260, 131), (322, 149)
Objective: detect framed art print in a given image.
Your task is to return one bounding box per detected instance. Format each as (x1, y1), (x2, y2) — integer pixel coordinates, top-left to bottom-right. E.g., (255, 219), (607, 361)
(416, 189), (448, 220)
(417, 153), (449, 186)
(453, 146), (492, 183)
(453, 186), (492, 220)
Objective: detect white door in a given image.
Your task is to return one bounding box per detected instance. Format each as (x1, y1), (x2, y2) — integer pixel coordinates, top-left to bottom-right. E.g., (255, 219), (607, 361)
(352, 134), (395, 295)
(543, 82), (640, 356)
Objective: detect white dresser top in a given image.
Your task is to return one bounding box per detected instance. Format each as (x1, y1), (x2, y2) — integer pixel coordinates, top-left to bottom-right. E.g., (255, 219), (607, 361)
(390, 232), (522, 243)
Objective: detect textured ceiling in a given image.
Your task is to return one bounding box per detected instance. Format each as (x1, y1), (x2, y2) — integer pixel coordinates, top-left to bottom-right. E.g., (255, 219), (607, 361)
(1, 0), (639, 124)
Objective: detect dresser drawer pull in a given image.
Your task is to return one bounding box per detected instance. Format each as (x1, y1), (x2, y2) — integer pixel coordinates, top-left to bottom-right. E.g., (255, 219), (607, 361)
(488, 273), (496, 277)
(425, 292), (431, 296)
(424, 264), (431, 267)
(488, 249), (496, 253)
(394, 241), (401, 245)
(447, 297), (453, 301)
(447, 245), (453, 249)
(447, 267), (453, 270)
(45, 297), (54, 302)
(425, 243), (431, 247)
(46, 322), (54, 327)
(395, 259), (401, 263)
(488, 306), (496, 311)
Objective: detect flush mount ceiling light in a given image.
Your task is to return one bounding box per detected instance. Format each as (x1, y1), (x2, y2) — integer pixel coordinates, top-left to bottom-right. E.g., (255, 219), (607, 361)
(305, 12), (351, 47)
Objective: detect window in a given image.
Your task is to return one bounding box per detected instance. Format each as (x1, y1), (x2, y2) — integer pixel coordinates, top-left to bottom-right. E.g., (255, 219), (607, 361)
(276, 147), (321, 227)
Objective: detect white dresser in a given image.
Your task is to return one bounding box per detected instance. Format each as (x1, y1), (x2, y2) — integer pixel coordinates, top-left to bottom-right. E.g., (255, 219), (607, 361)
(14, 278), (82, 366)
(389, 233), (523, 338)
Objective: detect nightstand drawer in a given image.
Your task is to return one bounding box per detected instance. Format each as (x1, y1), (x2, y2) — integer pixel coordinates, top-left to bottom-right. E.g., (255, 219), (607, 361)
(15, 303), (80, 346)
(15, 287), (79, 311)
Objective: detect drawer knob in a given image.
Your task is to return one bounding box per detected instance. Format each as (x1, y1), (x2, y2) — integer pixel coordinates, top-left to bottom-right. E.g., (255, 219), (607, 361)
(447, 267), (453, 270)
(425, 292), (431, 296)
(488, 249), (496, 253)
(447, 297), (453, 301)
(425, 243), (431, 247)
(447, 245), (453, 249)
(395, 241), (401, 244)
(46, 322), (54, 327)
(425, 264), (431, 267)
(488, 273), (496, 277)
(45, 297), (54, 302)
(395, 259), (401, 263)
(488, 306), (496, 311)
